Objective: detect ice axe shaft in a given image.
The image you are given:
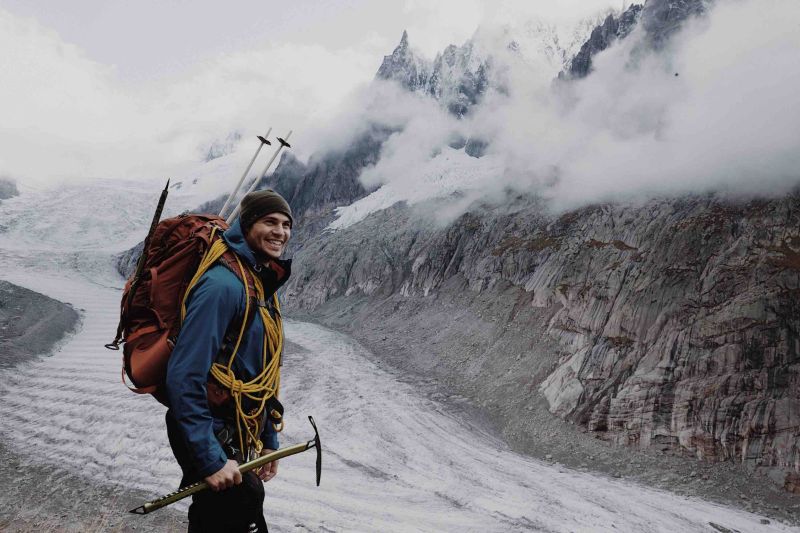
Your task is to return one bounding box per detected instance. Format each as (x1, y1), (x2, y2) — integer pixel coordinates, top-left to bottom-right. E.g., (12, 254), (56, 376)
(130, 416), (321, 515)
(105, 179), (170, 350)
(226, 130), (292, 224)
(218, 128), (272, 219)
(131, 179), (170, 288)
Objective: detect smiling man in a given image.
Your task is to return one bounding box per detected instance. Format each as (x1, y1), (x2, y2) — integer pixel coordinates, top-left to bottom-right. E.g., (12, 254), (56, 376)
(165, 189), (293, 533)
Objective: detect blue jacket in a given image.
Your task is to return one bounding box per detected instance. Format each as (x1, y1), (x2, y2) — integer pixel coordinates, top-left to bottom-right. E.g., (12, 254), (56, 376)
(165, 219), (289, 478)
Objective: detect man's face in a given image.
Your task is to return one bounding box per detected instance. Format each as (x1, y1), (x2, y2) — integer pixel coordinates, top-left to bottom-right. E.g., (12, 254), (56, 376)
(244, 212), (292, 261)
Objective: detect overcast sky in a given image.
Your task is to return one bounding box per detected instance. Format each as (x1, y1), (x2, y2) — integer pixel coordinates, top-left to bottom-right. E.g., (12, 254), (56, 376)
(2, 0), (624, 80)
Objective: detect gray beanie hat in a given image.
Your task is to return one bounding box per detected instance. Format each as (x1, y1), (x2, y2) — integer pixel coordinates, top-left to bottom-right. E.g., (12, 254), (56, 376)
(239, 189), (293, 229)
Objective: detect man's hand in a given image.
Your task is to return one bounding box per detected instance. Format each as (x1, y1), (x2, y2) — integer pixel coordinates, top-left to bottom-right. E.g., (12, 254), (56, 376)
(204, 459), (242, 492)
(255, 449), (279, 482)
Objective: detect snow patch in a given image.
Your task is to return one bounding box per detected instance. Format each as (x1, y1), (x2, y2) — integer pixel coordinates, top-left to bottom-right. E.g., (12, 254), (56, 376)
(328, 147), (503, 230)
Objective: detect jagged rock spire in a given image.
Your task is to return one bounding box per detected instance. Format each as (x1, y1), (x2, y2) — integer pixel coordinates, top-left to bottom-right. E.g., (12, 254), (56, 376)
(399, 29), (409, 49)
(375, 30), (431, 91)
(375, 30), (493, 118)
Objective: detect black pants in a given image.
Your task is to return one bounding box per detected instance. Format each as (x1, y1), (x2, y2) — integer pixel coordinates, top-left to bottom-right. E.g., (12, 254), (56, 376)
(166, 412), (269, 533)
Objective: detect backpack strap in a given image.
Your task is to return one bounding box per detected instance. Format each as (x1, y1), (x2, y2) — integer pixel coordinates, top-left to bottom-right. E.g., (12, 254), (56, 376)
(216, 249), (260, 361)
(205, 247), (262, 416)
(218, 250), (263, 342)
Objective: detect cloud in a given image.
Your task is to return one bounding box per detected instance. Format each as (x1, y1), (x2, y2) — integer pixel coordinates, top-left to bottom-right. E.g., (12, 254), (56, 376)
(332, 0), (800, 225)
(544, 0), (800, 208)
(0, 8), (375, 186)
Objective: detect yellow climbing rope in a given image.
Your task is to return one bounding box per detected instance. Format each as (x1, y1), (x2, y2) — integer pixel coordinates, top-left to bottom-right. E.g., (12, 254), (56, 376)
(181, 228), (283, 458)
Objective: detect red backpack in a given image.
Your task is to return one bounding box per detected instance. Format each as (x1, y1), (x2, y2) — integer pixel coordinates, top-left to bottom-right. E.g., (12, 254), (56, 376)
(107, 213), (256, 405)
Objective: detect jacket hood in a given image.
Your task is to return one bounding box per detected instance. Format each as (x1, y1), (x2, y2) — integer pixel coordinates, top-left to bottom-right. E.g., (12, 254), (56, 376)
(222, 218), (259, 269)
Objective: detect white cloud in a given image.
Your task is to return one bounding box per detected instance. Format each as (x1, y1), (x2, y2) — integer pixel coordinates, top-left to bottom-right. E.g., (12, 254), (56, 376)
(333, 0), (800, 224)
(0, 0), (624, 192)
(7, 0), (795, 218)
(0, 8), (376, 186)
(545, 0), (800, 208)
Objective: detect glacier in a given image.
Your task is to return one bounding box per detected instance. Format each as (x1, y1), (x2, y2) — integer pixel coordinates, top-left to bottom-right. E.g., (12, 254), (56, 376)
(0, 169), (795, 532)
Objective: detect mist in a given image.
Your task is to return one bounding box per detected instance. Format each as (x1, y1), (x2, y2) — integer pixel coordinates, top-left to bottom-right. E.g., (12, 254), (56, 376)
(0, 0), (620, 191)
(0, 8), (376, 187)
(331, 0), (800, 227)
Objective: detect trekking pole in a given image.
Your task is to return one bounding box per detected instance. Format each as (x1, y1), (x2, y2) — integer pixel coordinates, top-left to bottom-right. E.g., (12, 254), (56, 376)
(129, 416), (322, 515)
(105, 179), (170, 350)
(218, 128), (273, 219)
(226, 130), (292, 225)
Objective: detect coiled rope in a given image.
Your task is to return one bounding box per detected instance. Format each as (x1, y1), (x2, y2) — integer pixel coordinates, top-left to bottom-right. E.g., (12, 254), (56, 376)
(181, 228), (283, 457)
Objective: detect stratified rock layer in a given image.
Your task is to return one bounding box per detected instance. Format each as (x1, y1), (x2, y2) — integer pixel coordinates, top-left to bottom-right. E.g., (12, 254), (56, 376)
(286, 195), (800, 485)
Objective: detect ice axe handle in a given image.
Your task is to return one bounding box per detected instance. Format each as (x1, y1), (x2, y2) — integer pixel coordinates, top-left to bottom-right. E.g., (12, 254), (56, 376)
(129, 416), (321, 515)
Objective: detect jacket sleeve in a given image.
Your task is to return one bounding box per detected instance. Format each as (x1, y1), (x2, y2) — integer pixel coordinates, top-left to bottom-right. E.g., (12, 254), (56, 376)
(165, 270), (242, 478)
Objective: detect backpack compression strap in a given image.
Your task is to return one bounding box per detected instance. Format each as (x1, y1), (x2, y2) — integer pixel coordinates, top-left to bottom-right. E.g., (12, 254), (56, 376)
(182, 232), (283, 457)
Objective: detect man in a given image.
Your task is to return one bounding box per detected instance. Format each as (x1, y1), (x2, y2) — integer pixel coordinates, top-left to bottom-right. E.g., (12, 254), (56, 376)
(165, 189), (293, 533)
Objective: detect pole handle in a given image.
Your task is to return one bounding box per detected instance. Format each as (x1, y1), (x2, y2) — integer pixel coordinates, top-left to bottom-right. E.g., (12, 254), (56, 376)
(219, 128), (272, 218)
(226, 130), (292, 224)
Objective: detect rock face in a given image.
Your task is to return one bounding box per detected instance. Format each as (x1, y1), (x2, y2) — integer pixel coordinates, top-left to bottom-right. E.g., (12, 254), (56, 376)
(286, 194), (800, 486)
(0, 280), (80, 367)
(375, 30), (431, 93)
(258, 126), (391, 242)
(0, 177), (18, 203)
(641, 0), (706, 47)
(376, 31), (493, 117)
(535, 199), (799, 474)
(562, 0), (706, 79)
(565, 4), (643, 79)
(117, 241), (144, 280)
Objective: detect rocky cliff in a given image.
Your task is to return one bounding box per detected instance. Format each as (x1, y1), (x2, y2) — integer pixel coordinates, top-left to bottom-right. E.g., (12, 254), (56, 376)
(0, 177), (18, 204)
(287, 193), (800, 491)
(564, 4), (643, 79)
(0, 280), (80, 368)
(562, 0), (707, 79)
(257, 126), (391, 242)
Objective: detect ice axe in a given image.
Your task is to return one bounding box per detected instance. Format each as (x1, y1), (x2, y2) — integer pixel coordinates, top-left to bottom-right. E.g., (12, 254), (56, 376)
(129, 416), (322, 515)
(105, 178), (170, 351)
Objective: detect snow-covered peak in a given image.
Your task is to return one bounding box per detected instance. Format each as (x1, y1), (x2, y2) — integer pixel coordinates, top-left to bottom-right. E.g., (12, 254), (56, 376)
(202, 131), (243, 162)
(375, 30), (432, 92)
